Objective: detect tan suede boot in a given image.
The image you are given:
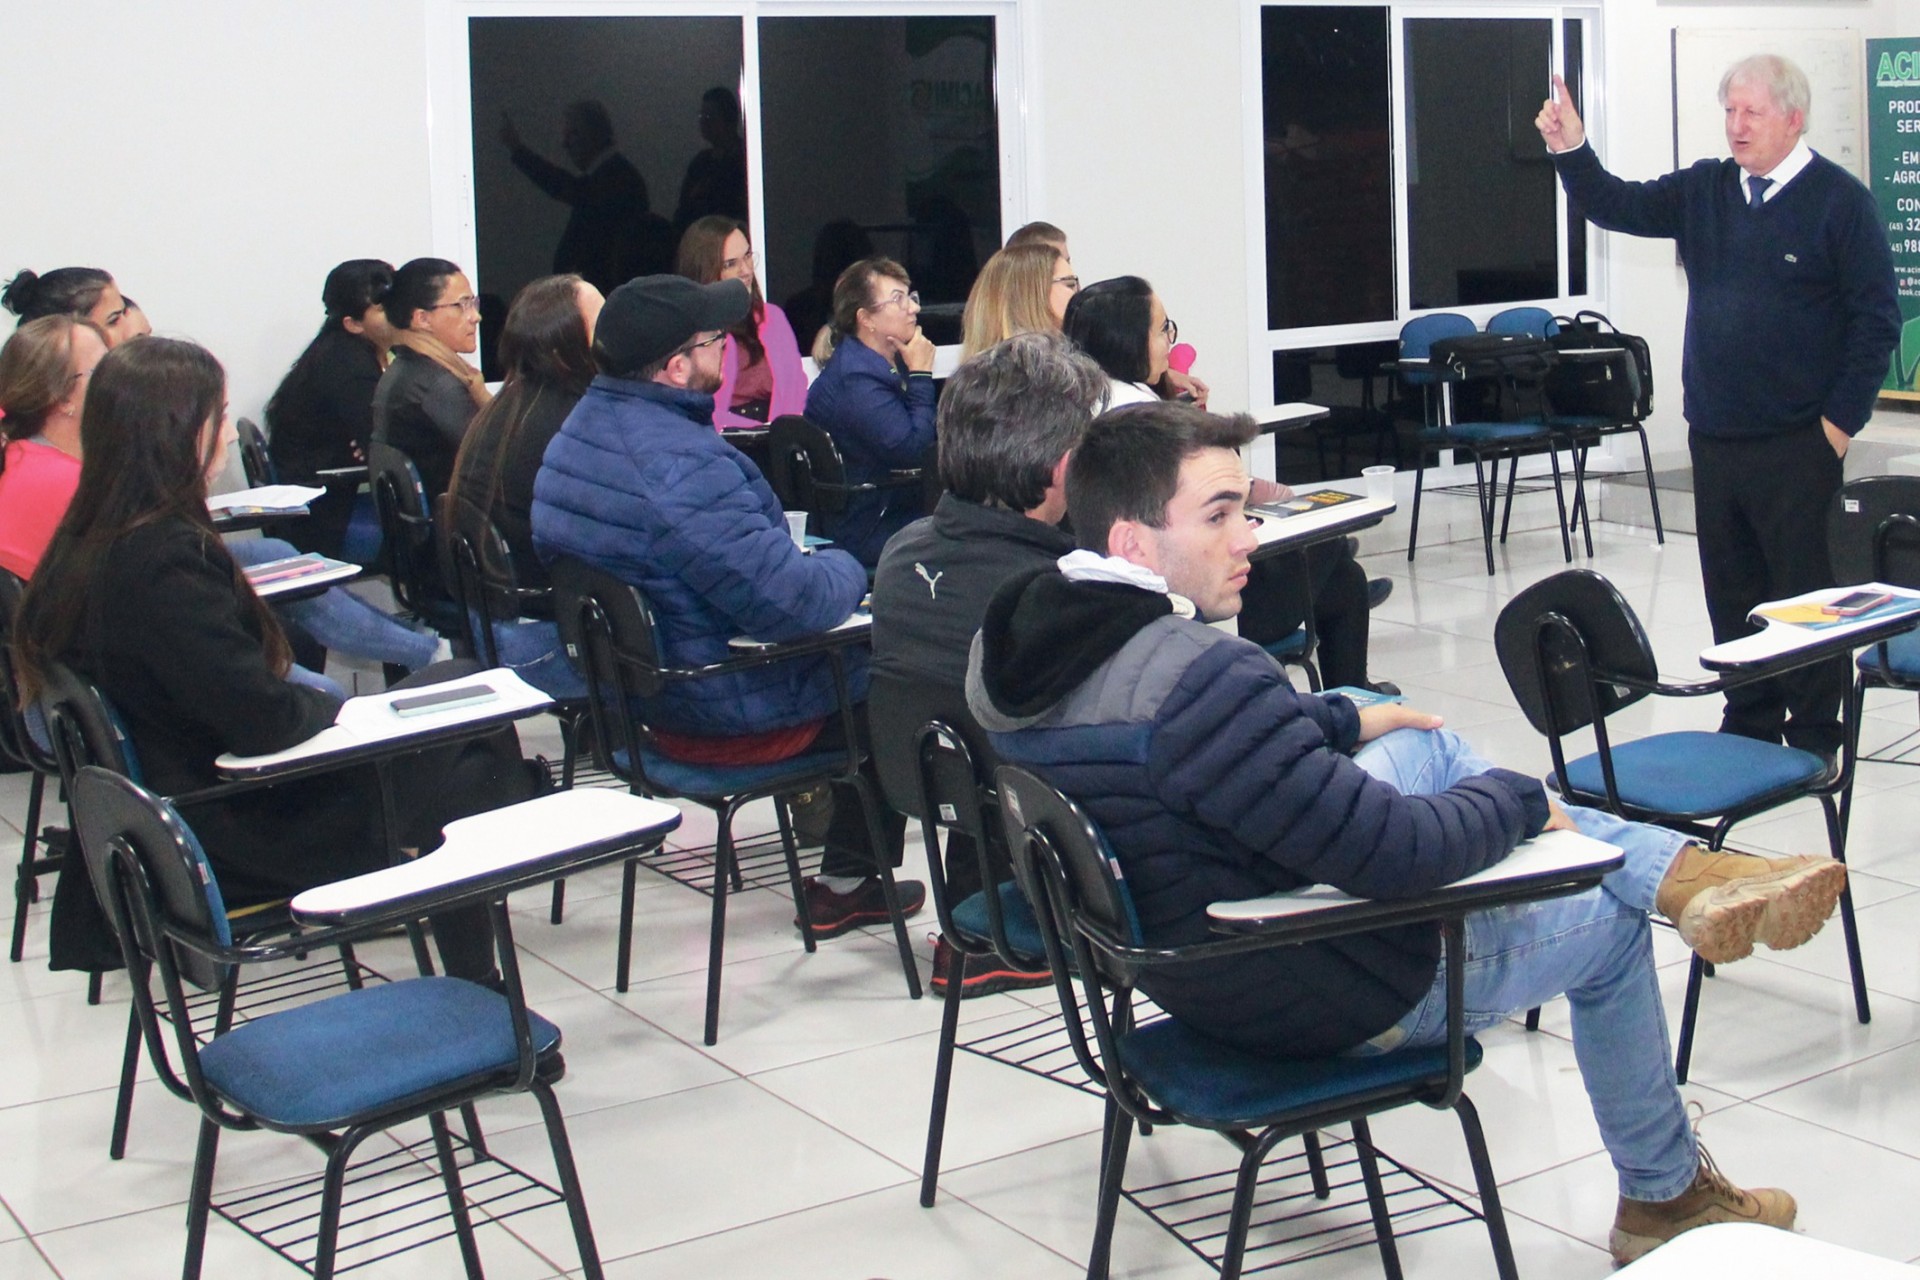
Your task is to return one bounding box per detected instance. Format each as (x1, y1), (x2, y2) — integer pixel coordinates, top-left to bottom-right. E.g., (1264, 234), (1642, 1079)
(1653, 845), (1846, 965)
(1610, 1144), (1796, 1266)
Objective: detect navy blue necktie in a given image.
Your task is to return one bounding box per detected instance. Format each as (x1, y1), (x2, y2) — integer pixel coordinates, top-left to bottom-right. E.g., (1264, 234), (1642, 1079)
(1747, 175), (1772, 209)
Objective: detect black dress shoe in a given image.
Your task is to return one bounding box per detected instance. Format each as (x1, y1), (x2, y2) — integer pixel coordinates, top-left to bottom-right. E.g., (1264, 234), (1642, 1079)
(1367, 578), (1393, 609)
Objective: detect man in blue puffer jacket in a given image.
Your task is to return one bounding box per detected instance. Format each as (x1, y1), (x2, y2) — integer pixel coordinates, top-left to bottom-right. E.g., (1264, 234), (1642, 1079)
(533, 274), (924, 935)
(967, 401), (1842, 1265)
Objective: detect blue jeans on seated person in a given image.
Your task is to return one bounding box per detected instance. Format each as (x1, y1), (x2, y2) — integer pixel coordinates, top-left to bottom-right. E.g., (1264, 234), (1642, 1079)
(485, 617), (587, 700)
(285, 663), (347, 700)
(228, 536), (438, 670)
(1347, 727), (1697, 1203)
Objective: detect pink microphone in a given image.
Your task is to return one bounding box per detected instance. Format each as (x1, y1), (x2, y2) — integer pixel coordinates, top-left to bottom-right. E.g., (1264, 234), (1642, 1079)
(1168, 343), (1198, 375)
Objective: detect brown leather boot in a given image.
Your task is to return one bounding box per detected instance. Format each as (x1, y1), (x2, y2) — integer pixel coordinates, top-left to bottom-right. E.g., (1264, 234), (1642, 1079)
(1653, 845), (1846, 964)
(1610, 1144), (1796, 1265)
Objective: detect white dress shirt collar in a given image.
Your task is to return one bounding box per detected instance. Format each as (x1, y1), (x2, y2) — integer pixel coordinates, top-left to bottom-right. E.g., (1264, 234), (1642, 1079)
(1749, 138), (1813, 200)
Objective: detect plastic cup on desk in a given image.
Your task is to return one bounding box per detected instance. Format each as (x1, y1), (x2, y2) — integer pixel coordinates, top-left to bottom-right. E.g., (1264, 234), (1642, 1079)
(1362, 466), (1395, 503)
(785, 511), (809, 550)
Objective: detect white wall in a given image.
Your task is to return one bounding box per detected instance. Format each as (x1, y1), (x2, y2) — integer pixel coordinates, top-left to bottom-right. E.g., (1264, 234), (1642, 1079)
(0, 0), (1906, 451)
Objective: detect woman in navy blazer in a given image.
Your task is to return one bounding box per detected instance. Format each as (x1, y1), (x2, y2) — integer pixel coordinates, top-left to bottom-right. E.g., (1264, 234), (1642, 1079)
(802, 256), (937, 567)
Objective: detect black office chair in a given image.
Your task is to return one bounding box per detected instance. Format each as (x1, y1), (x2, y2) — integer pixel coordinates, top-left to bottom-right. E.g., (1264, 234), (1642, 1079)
(0, 570), (67, 969)
(550, 555), (922, 1045)
(69, 766), (669, 1280)
(236, 417), (277, 488)
(997, 765), (1528, 1280)
(764, 415), (925, 546)
(1829, 475), (1920, 825)
(867, 671), (1096, 1206)
(1495, 569), (1866, 1082)
(442, 494), (600, 923)
(369, 440), (461, 636)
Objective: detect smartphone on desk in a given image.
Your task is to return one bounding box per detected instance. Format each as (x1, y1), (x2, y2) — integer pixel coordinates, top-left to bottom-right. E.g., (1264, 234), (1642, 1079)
(1822, 591), (1893, 618)
(389, 684), (499, 717)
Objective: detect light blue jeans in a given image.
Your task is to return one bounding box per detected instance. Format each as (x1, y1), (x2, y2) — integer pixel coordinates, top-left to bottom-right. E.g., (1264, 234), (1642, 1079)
(1351, 727), (1698, 1202)
(484, 616), (587, 700)
(229, 537), (438, 670)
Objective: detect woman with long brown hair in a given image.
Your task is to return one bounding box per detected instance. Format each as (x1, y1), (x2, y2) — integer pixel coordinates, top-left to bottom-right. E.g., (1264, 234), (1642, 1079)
(12, 337), (540, 978)
(447, 273), (602, 696)
(958, 242), (1078, 361)
(675, 215), (806, 428)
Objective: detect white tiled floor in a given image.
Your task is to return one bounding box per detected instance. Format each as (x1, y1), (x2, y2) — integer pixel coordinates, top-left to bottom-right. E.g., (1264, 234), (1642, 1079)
(5, 490), (1920, 1277)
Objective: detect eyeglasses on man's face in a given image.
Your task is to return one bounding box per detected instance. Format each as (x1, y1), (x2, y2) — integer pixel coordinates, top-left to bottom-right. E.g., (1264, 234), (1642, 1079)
(678, 331), (727, 355)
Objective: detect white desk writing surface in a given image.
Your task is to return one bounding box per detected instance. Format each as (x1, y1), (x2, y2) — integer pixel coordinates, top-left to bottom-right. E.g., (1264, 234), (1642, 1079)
(215, 669), (552, 775)
(1699, 584), (1920, 670)
(244, 555), (361, 599)
(290, 790), (681, 922)
(727, 610), (871, 653)
(1250, 487), (1395, 552)
(206, 484), (326, 515)
(1615, 1222), (1912, 1277)
(1207, 829), (1621, 926)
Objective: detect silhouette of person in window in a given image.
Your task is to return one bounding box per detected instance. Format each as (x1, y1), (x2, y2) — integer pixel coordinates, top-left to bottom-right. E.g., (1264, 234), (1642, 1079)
(672, 87), (749, 234)
(501, 100), (664, 293)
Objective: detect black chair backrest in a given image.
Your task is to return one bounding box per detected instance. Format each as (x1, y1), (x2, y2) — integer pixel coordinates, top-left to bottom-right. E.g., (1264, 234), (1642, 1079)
(765, 415), (852, 518)
(70, 765), (234, 993)
(1829, 475), (1920, 589)
(440, 494), (543, 667)
(548, 556), (668, 783)
(867, 669), (999, 821)
(0, 570), (56, 776)
(997, 765), (1142, 988)
(40, 661), (138, 787)
(368, 440), (439, 612)
(1494, 569), (1657, 739)
(236, 418), (276, 489)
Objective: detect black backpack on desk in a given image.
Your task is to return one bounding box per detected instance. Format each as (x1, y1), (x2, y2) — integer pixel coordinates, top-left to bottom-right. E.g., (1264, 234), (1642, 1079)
(1548, 310), (1654, 421)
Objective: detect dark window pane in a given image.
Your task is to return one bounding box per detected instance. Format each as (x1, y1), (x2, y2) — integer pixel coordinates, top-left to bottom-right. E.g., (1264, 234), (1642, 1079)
(1260, 6), (1394, 330)
(1563, 18), (1589, 297)
(1404, 17), (1557, 310)
(469, 15), (743, 376)
(760, 15), (1001, 348)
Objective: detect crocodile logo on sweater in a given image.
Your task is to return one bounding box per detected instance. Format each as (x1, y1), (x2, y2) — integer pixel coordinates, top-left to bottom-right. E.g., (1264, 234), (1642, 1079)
(915, 563), (944, 598)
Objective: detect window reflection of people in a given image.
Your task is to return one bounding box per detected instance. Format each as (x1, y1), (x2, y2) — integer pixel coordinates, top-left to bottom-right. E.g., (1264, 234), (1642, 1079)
(676, 216), (805, 428)
(672, 87), (749, 234)
(501, 100), (654, 294)
(782, 220), (875, 362)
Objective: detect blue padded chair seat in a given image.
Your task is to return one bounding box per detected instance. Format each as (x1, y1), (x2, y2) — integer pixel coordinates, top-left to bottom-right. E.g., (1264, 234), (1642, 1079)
(1564, 732), (1828, 816)
(950, 881), (1047, 963)
(198, 977), (561, 1129)
(1261, 629), (1310, 661)
(1549, 414), (1619, 429)
(1858, 630), (1920, 682)
(1425, 421), (1552, 444)
(613, 745), (849, 799)
(1118, 1018), (1482, 1127)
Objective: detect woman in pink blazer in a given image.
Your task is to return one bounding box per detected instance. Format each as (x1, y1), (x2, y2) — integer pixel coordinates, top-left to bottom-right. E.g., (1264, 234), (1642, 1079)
(676, 216), (808, 428)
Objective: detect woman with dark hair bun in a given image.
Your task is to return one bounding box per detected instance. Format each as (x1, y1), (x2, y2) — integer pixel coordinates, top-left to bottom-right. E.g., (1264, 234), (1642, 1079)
(447, 274), (602, 696)
(265, 259), (397, 560)
(11, 337), (540, 980)
(676, 216), (805, 428)
(370, 257), (489, 501)
(3, 266), (146, 347)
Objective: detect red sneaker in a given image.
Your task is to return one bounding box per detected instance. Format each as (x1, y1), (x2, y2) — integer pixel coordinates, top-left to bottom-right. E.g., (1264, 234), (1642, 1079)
(929, 934), (1052, 998)
(794, 876), (925, 939)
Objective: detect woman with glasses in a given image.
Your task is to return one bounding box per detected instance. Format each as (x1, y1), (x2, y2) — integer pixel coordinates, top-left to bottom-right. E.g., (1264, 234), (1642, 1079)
(803, 256), (937, 567)
(371, 257), (490, 502)
(675, 216), (806, 429)
(958, 243), (1078, 362)
(1059, 275), (1182, 410)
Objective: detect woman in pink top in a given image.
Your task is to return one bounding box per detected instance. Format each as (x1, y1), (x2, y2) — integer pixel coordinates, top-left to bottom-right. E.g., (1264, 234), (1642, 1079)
(675, 216), (807, 428)
(0, 316), (108, 579)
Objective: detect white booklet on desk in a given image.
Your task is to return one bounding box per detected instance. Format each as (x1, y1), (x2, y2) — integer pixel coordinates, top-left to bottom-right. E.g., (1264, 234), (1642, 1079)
(1206, 829), (1621, 925)
(207, 484), (327, 515)
(215, 669), (551, 772)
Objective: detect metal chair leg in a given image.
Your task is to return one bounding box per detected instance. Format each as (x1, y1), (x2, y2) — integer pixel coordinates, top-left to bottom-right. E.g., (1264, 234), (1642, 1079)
(1822, 796), (1872, 1025)
(533, 1080), (606, 1280)
(182, 1117), (221, 1280)
(614, 856), (639, 993)
(428, 1112), (486, 1280)
(703, 813), (738, 1046)
(1456, 1095), (1519, 1280)
(920, 952), (967, 1207)
(775, 798), (816, 954)
(1633, 425), (1665, 543)
(1674, 954), (1705, 1084)
(1088, 1097), (1131, 1280)
(1352, 1115), (1406, 1280)
(848, 773), (922, 1000)
(1302, 1129), (1331, 1199)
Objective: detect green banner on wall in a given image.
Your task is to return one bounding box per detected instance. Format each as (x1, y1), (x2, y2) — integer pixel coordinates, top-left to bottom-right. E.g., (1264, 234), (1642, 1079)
(1869, 37), (1920, 397)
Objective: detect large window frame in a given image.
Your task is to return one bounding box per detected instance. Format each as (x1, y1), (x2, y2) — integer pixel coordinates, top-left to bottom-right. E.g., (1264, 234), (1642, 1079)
(425, 0), (1034, 362)
(1242, 0), (1606, 411)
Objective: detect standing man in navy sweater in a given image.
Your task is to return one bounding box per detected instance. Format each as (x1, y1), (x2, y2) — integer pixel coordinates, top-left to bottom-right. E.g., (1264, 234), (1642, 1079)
(1537, 55), (1900, 759)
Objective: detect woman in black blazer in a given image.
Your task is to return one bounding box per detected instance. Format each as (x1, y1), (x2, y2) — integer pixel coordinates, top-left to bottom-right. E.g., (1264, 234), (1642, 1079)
(13, 338), (539, 978)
